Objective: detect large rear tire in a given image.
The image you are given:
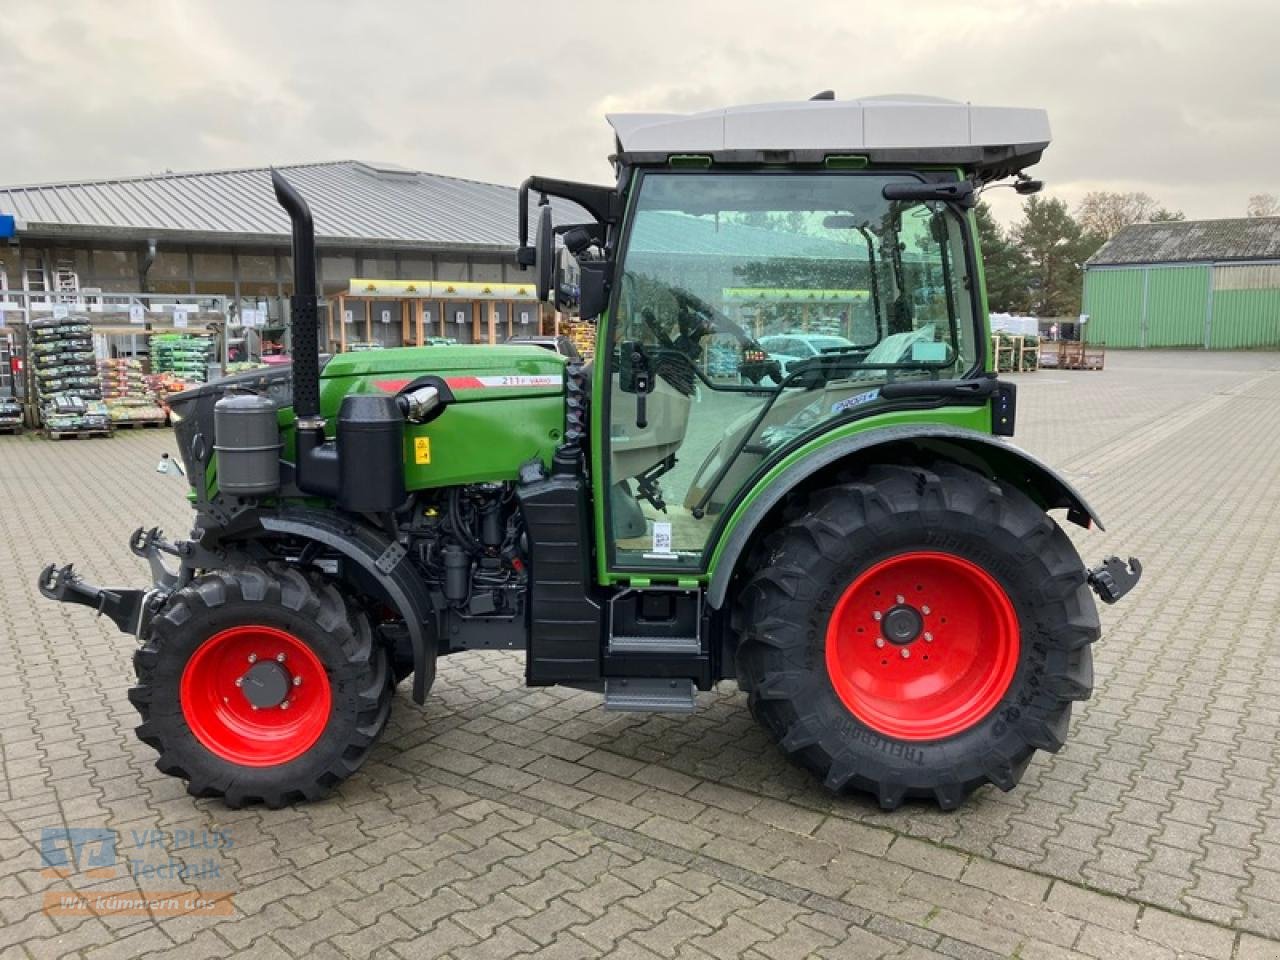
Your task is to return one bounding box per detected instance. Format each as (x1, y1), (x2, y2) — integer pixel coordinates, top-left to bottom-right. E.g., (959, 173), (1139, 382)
(129, 564), (392, 808)
(735, 463), (1099, 810)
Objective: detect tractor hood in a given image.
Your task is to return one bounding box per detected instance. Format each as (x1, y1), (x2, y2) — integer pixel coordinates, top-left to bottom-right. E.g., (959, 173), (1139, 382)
(320, 344), (566, 407)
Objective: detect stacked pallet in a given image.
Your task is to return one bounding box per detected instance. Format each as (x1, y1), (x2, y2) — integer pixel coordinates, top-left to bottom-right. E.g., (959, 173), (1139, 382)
(145, 372), (191, 412)
(42, 394), (111, 438)
(30, 317), (110, 436)
(98, 358), (166, 427)
(991, 333), (1040, 373)
(151, 334), (214, 383)
(30, 318), (100, 400)
(1040, 341), (1105, 371)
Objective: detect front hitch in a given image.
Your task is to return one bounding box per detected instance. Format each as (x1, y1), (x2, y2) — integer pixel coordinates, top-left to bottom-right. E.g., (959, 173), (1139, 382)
(1088, 556), (1142, 604)
(38, 564), (153, 635)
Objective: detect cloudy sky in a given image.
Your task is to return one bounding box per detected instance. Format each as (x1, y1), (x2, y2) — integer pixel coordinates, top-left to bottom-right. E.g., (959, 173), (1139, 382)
(1, 0), (1274, 225)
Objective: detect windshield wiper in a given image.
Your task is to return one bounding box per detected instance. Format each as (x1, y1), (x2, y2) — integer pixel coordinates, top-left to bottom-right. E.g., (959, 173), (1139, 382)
(882, 181), (976, 207)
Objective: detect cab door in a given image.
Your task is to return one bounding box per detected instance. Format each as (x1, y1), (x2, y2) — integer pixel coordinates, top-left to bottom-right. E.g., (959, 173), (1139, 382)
(597, 170), (984, 579)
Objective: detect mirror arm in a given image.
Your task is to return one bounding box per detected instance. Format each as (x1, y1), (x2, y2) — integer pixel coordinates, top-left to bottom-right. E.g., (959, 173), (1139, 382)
(516, 179), (535, 266)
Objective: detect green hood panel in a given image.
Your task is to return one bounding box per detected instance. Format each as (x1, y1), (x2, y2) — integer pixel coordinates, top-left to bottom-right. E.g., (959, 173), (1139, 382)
(321, 345), (565, 404)
(315, 344), (566, 490)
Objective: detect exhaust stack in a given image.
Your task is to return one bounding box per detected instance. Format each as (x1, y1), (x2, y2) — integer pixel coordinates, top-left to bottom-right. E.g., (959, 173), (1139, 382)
(270, 170), (338, 497)
(271, 170), (321, 425)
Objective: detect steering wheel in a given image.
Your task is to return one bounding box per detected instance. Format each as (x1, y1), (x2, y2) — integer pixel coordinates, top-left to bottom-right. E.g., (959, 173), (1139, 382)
(668, 287), (757, 349)
(639, 307), (679, 352)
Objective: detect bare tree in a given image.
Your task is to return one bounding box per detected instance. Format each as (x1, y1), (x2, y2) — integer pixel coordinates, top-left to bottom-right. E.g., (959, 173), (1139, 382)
(1075, 191), (1160, 239)
(1246, 193), (1280, 218)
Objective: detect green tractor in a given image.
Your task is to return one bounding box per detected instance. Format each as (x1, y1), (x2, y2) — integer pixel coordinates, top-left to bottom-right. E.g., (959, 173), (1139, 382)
(40, 94), (1139, 810)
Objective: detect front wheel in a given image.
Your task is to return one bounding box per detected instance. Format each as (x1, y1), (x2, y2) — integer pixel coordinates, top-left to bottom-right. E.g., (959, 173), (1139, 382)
(735, 463), (1099, 810)
(129, 564), (392, 808)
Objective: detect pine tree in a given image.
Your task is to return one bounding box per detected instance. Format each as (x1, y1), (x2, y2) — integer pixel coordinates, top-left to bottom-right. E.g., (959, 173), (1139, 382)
(1010, 197), (1097, 318)
(974, 202), (1030, 313)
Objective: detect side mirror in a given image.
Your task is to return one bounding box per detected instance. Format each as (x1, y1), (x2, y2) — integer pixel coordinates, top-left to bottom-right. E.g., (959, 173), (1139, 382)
(534, 204), (554, 303)
(554, 247), (580, 313)
(578, 261), (609, 321)
(562, 223), (610, 321)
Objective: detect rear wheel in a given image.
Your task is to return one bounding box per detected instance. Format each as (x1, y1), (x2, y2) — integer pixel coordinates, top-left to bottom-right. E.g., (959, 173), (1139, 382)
(130, 564), (392, 808)
(735, 463), (1099, 810)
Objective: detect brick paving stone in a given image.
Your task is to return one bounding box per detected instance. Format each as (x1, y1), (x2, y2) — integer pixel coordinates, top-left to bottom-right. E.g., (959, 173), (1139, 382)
(511, 897), (594, 946)
(1137, 906), (1236, 959)
(886, 836), (970, 880)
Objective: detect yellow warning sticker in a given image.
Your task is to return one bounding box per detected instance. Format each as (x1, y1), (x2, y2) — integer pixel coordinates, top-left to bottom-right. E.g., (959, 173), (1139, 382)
(413, 436), (431, 465)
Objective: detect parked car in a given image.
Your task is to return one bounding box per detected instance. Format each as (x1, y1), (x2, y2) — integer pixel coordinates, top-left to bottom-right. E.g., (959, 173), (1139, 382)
(504, 335), (583, 362)
(758, 333), (860, 375)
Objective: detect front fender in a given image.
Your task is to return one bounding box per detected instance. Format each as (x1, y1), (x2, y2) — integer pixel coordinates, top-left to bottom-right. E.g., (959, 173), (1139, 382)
(257, 509), (437, 703)
(705, 424), (1102, 610)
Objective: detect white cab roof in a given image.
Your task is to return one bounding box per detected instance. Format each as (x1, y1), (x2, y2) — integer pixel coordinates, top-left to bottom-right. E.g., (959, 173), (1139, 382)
(608, 95), (1050, 162)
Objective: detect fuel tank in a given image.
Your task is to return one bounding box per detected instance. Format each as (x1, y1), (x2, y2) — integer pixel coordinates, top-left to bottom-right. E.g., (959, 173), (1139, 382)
(318, 345), (566, 489)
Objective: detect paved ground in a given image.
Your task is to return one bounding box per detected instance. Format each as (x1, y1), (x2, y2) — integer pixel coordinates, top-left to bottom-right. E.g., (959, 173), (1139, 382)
(2, 349), (1280, 959)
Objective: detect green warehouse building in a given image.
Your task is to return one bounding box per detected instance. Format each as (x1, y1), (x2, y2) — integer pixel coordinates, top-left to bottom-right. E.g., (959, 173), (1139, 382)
(1082, 217), (1280, 349)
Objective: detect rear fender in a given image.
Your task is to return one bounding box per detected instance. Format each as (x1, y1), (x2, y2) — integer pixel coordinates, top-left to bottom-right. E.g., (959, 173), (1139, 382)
(255, 509), (437, 702)
(706, 424), (1102, 610)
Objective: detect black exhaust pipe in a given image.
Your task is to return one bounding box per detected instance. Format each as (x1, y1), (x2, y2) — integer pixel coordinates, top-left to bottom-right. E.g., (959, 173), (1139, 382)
(271, 170), (320, 423)
(270, 170), (338, 497)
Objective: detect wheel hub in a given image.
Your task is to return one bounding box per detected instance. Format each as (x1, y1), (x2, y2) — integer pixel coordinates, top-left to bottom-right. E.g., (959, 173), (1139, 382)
(882, 604), (923, 645)
(240, 660), (291, 709)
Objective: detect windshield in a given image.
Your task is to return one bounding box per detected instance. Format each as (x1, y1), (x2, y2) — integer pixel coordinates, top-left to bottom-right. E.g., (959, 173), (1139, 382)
(604, 171), (981, 570)
(615, 171), (978, 382)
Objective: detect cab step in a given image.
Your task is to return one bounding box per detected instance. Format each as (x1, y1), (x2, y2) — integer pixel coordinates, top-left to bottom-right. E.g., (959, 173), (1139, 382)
(604, 677), (696, 713)
(607, 634), (700, 655)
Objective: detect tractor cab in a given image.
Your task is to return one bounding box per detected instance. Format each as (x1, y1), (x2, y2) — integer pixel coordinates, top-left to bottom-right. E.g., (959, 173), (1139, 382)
(520, 95), (1047, 576)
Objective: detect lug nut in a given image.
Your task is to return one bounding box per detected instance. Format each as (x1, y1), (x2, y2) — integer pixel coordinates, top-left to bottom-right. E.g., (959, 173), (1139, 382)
(247, 654), (258, 664)
(235, 677), (243, 687)
(276, 653), (286, 663)
(921, 605), (931, 615)
(293, 676), (302, 686)
(900, 648), (911, 659)
(896, 594), (905, 604)
(924, 632), (933, 643)
(875, 638), (886, 648)
(280, 701), (290, 710)
(872, 611), (882, 621)
(250, 704), (259, 711)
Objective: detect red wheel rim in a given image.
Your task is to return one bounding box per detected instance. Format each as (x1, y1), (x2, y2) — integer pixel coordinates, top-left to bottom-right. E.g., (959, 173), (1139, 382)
(180, 625), (332, 766)
(825, 552), (1020, 741)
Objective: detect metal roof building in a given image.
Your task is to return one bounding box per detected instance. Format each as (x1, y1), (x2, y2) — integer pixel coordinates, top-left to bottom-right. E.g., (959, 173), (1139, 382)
(0, 160), (525, 252)
(0, 160), (547, 350)
(1083, 217), (1280, 349)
